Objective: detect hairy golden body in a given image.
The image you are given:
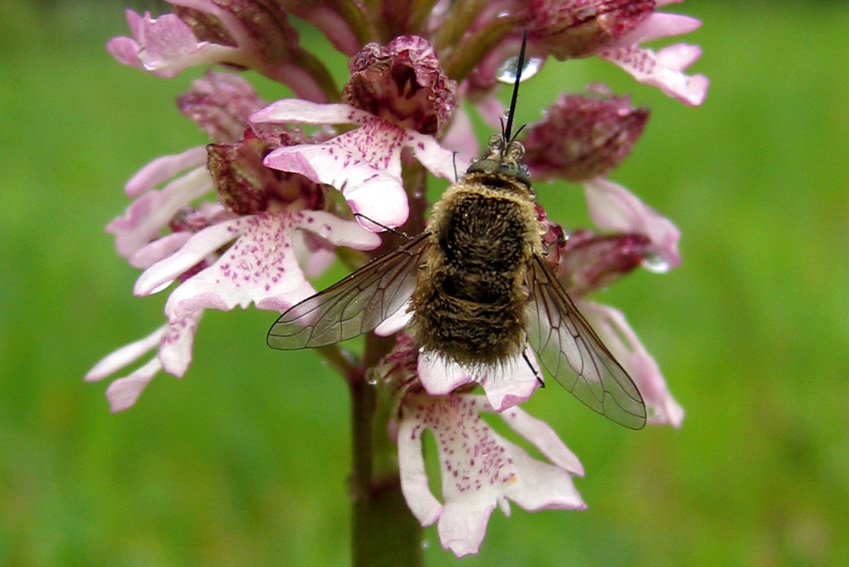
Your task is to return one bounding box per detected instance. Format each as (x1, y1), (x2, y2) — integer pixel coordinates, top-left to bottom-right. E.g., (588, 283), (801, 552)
(408, 172), (543, 366)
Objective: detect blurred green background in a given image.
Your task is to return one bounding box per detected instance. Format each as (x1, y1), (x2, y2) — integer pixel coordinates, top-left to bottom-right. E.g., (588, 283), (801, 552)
(2, 0), (848, 565)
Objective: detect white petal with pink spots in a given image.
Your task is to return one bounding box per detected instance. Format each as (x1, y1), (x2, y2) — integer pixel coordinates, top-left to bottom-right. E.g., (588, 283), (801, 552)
(397, 394), (585, 557)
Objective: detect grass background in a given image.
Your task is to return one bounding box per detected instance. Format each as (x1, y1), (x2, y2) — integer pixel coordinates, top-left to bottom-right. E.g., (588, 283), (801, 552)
(2, 0), (848, 565)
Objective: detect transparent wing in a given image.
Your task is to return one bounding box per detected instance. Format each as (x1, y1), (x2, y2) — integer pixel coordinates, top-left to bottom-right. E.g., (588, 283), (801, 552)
(267, 234), (430, 349)
(525, 255), (647, 429)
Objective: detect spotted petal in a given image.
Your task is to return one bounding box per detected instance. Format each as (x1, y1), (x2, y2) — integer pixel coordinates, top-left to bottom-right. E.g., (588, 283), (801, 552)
(154, 211), (381, 322)
(252, 100), (456, 229)
(417, 349), (540, 411)
(397, 394), (585, 557)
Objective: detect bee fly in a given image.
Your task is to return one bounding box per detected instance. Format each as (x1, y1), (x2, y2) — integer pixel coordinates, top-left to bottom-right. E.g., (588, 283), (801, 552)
(267, 37), (647, 429)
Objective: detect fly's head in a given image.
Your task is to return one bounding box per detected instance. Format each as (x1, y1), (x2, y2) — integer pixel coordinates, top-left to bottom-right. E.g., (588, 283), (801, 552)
(466, 133), (532, 188)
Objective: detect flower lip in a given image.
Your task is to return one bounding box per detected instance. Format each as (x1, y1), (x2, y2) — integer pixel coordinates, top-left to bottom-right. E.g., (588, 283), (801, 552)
(396, 393), (585, 557)
(251, 99), (457, 230)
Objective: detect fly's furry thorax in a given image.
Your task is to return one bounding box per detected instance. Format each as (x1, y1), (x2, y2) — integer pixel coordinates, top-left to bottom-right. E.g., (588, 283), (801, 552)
(425, 177), (542, 258)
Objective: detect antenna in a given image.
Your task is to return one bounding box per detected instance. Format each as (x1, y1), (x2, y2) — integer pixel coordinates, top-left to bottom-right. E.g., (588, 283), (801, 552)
(503, 30), (528, 143)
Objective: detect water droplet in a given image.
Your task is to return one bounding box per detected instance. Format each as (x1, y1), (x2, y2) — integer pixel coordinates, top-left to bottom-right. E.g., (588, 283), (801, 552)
(496, 55), (543, 84)
(642, 253), (670, 273)
(365, 368), (379, 385)
(421, 538), (430, 551)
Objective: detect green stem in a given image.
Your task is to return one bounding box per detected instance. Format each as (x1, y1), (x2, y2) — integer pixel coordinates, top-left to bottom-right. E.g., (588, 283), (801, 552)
(335, 155), (429, 567)
(327, 0), (381, 46)
(316, 344), (358, 378)
(433, 0), (488, 55)
(349, 333), (423, 567)
(442, 14), (526, 81)
(288, 47), (342, 102)
(407, 0), (442, 37)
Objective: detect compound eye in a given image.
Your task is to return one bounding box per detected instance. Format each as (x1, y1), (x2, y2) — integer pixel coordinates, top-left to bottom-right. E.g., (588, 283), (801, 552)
(467, 158), (498, 175)
(498, 163), (518, 177)
(517, 164), (531, 186)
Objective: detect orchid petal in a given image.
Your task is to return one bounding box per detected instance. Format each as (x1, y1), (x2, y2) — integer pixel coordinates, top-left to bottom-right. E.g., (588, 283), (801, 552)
(600, 43), (708, 106)
(617, 13), (702, 45)
(298, 210), (383, 249)
(585, 177), (681, 269)
(439, 107), (480, 165)
(479, 349), (540, 411)
(107, 166), (212, 258)
(499, 440), (585, 512)
(106, 359), (161, 413)
(137, 12), (241, 77)
(106, 36), (143, 69)
(134, 218), (242, 296)
(158, 311), (202, 376)
(251, 100), (369, 126)
(129, 232), (193, 269)
(497, 406), (584, 475)
(125, 147), (208, 197)
(264, 129), (410, 228)
(417, 350), (539, 410)
(579, 301), (684, 427)
(397, 417), (444, 526)
(162, 213), (314, 321)
(254, 100), (456, 228)
(374, 302), (413, 337)
(396, 394), (585, 558)
(85, 326), (166, 381)
(417, 352), (471, 395)
(160, 211), (378, 322)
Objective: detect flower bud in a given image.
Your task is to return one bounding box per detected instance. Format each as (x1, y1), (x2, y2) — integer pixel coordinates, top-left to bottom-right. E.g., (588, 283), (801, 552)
(178, 72), (266, 144)
(557, 229), (651, 296)
(344, 36), (457, 136)
(537, 207), (653, 296)
(522, 87), (648, 181)
(529, 0), (655, 59)
(173, 0), (298, 65)
(208, 127), (324, 215)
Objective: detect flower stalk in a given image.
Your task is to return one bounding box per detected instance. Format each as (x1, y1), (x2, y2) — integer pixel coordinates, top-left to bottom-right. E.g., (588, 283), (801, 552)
(351, 334), (424, 567)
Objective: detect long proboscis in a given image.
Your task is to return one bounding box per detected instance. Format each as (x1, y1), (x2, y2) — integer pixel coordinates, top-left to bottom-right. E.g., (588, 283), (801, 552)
(502, 30), (528, 143)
